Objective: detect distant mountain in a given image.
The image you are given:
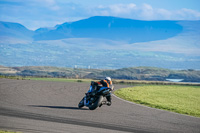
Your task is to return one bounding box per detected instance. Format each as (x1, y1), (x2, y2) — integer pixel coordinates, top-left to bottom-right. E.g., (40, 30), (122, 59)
(0, 21), (33, 40)
(0, 16), (200, 69)
(33, 16), (183, 43)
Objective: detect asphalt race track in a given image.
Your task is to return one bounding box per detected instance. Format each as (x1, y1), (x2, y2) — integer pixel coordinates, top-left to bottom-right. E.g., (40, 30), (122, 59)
(0, 79), (200, 133)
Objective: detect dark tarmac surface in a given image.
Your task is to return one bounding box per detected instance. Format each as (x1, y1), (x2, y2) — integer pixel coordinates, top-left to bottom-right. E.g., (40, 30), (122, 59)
(0, 79), (200, 133)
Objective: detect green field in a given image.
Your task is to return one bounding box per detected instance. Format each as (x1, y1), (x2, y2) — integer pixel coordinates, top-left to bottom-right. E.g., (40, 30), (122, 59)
(114, 85), (200, 117)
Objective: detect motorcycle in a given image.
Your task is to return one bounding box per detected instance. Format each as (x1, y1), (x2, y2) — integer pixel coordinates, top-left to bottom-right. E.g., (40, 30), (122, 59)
(78, 85), (114, 110)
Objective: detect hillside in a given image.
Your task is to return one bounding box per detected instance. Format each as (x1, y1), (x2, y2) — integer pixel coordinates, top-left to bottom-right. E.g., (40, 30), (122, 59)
(0, 16), (200, 69)
(84, 67), (200, 82)
(0, 21), (33, 40)
(33, 16), (183, 43)
(0, 66), (200, 82)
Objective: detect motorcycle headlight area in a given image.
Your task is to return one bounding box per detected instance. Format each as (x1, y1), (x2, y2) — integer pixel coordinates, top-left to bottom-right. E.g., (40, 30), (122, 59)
(102, 89), (110, 95)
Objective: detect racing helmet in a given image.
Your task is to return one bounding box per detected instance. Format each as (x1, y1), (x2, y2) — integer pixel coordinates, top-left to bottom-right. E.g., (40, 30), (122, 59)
(105, 77), (111, 81)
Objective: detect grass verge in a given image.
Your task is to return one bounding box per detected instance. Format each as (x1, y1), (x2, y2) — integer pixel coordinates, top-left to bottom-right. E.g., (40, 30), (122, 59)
(24, 77), (94, 83)
(0, 131), (21, 133)
(114, 85), (200, 117)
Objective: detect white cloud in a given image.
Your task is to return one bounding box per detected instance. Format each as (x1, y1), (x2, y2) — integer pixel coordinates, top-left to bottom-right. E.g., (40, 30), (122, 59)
(94, 3), (137, 17)
(109, 3), (136, 15)
(140, 4), (154, 19)
(92, 3), (200, 20)
(175, 8), (200, 20)
(156, 9), (172, 20)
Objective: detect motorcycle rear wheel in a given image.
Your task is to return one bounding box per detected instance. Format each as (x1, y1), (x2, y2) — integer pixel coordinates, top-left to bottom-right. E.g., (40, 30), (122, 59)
(89, 95), (103, 110)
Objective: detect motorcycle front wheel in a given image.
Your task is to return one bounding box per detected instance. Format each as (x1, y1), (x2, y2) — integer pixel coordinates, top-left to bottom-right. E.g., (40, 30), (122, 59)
(89, 95), (103, 110)
(78, 98), (84, 108)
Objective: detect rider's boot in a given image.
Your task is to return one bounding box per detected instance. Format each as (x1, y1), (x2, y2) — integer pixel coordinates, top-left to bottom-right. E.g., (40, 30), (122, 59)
(99, 101), (106, 107)
(99, 103), (103, 107)
(106, 95), (112, 106)
(106, 101), (111, 106)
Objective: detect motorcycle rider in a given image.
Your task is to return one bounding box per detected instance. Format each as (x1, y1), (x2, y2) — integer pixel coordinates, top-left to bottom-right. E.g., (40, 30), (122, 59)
(87, 77), (113, 106)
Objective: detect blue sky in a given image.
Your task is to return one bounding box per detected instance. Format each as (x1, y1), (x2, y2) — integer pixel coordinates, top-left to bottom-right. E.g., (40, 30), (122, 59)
(0, 0), (200, 30)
